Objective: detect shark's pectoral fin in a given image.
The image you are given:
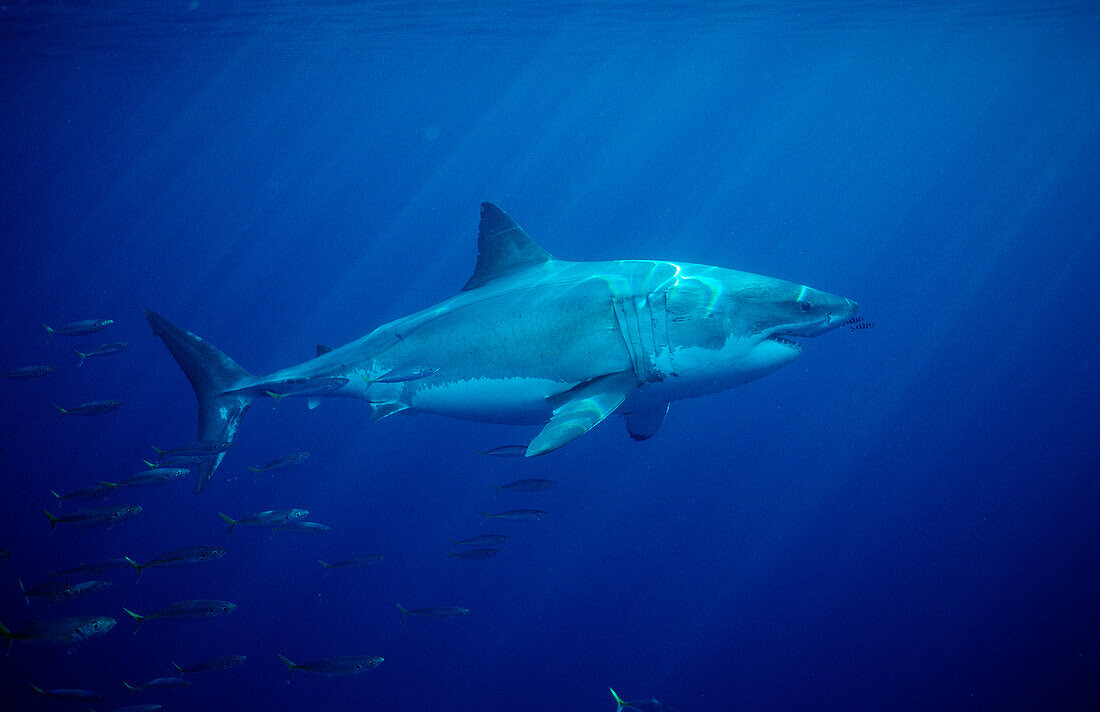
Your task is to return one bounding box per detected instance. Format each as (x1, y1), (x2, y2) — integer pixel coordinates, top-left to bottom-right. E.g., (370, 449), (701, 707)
(371, 402), (410, 421)
(623, 401), (669, 441)
(527, 371), (639, 456)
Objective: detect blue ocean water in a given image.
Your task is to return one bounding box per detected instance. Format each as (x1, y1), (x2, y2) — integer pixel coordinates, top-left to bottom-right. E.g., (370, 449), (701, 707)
(1, 2), (1098, 710)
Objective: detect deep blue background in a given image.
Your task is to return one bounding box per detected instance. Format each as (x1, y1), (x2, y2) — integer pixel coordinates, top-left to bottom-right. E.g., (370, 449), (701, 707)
(1, 3), (1097, 710)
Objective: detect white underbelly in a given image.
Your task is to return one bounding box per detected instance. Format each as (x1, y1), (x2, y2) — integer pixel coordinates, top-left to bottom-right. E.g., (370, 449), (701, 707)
(408, 376), (568, 424)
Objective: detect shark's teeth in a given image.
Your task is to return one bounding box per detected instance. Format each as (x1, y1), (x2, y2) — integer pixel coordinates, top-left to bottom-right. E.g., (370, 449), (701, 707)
(767, 334), (803, 351)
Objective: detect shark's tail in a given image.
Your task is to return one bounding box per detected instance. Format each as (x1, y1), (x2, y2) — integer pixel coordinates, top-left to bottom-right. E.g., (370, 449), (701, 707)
(609, 688), (626, 712)
(144, 310), (257, 493)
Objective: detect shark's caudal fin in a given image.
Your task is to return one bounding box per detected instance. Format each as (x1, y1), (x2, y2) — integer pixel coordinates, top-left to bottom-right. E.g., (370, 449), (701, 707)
(144, 310), (256, 493)
(609, 688), (627, 712)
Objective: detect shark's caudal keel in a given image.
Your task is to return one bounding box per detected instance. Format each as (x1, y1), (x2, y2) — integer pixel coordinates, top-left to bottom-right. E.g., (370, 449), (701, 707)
(147, 203), (858, 492)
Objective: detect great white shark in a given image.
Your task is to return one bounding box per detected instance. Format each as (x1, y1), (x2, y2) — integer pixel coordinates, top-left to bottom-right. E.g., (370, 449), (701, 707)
(146, 203), (858, 492)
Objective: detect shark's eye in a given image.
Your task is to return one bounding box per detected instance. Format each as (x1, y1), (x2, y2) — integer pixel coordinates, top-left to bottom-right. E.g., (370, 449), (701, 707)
(799, 301), (812, 312)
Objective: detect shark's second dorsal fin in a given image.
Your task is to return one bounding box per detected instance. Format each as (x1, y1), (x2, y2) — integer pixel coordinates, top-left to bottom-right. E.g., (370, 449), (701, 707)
(461, 203), (554, 292)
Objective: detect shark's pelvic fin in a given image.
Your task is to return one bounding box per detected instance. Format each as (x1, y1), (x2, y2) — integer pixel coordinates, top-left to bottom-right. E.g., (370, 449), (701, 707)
(144, 310), (256, 493)
(461, 203), (554, 292)
(623, 400), (669, 441)
(527, 371), (638, 456)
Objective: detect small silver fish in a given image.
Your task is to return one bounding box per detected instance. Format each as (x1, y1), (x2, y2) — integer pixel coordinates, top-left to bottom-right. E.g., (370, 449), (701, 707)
(172, 654), (247, 675)
(103, 468), (189, 488)
(124, 546), (226, 581)
(43, 319), (113, 336)
(446, 547), (500, 560)
(76, 342), (128, 366)
(478, 445), (529, 457)
(20, 578), (112, 605)
(492, 478), (557, 493)
(480, 509), (547, 521)
(54, 400), (122, 417)
(318, 554), (384, 570)
(29, 684), (101, 700)
(449, 534), (510, 545)
(43, 504), (142, 531)
(276, 653), (383, 682)
(123, 600), (237, 632)
(396, 604), (469, 617)
(218, 509), (308, 534)
(122, 677), (191, 691)
(370, 365), (438, 383)
(249, 451), (309, 473)
(1, 365), (56, 379)
(51, 483), (115, 502)
(273, 521), (331, 534)
(0, 615), (115, 652)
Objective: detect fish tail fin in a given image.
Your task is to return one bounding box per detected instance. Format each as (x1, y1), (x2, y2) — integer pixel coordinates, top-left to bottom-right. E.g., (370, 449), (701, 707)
(151, 445), (165, 456)
(29, 683), (44, 695)
(144, 309), (258, 494)
(122, 607), (145, 632)
(76, 350), (87, 366)
(172, 661), (184, 674)
(44, 570), (58, 578)
(50, 490), (61, 501)
(610, 688), (626, 712)
(124, 556), (143, 582)
(143, 460), (158, 469)
(248, 466), (263, 473)
(53, 405), (67, 418)
(43, 324), (54, 335)
(99, 481), (117, 488)
(276, 653), (297, 682)
(122, 681), (137, 692)
(318, 560), (330, 567)
(218, 512), (238, 534)
(18, 579), (29, 607)
(396, 604), (409, 616)
(43, 509), (58, 532)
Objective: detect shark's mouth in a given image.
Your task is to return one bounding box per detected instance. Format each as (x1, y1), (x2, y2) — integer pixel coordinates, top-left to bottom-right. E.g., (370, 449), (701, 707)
(767, 334), (804, 352)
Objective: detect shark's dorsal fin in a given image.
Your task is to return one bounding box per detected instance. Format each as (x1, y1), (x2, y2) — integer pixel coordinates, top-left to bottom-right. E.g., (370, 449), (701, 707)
(462, 203), (554, 292)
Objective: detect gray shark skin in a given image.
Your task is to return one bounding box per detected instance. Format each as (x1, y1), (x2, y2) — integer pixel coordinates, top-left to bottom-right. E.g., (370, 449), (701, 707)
(146, 203), (858, 492)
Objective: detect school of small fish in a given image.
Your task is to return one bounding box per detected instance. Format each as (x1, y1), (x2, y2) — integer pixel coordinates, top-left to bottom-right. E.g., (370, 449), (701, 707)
(1, 318), (576, 709)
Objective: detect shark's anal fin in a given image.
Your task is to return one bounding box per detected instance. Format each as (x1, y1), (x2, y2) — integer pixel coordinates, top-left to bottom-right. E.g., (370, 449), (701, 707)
(527, 371), (638, 456)
(461, 203), (554, 292)
(623, 401), (669, 441)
